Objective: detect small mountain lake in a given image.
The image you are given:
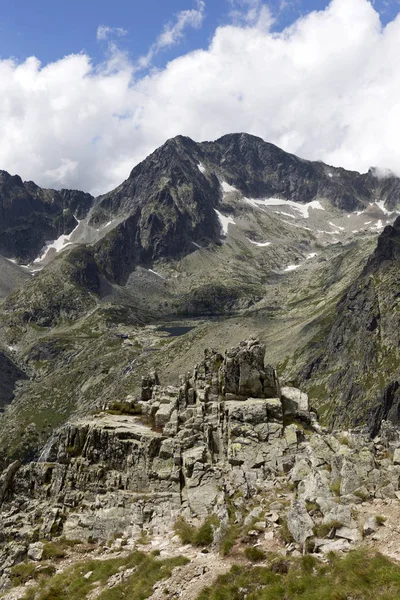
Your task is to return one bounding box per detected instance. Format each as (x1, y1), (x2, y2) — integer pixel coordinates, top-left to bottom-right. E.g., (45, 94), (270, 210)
(157, 326), (194, 337)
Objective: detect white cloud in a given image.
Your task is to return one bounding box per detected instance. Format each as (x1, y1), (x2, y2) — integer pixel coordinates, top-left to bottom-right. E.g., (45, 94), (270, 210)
(96, 25), (128, 41)
(137, 0), (205, 69)
(1, 0), (400, 195)
(228, 0), (274, 28)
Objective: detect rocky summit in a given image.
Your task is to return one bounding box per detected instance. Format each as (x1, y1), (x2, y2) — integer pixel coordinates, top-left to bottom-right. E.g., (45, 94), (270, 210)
(3, 134), (400, 597)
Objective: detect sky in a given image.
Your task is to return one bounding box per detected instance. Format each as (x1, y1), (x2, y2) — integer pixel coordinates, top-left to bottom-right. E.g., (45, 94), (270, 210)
(1, 0), (400, 194)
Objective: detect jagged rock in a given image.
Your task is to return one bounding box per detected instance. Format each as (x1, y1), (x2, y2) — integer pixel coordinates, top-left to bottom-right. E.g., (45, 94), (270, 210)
(0, 461), (20, 506)
(1, 338), (399, 564)
(222, 340), (280, 399)
(286, 501), (314, 545)
(141, 371), (159, 401)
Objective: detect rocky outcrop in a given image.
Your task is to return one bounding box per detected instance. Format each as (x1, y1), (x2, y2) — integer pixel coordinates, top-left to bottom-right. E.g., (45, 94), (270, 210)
(2, 338), (400, 586)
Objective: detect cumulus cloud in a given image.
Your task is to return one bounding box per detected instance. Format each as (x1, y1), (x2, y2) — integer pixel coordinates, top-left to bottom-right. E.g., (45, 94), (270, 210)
(1, 0), (400, 195)
(96, 25), (128, 41)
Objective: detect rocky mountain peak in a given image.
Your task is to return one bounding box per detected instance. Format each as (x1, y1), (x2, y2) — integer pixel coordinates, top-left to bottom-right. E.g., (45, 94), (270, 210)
(365, 215), (400, 273)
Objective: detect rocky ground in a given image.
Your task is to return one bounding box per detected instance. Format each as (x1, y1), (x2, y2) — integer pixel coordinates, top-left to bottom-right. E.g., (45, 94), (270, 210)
(2, 339), (400, 598)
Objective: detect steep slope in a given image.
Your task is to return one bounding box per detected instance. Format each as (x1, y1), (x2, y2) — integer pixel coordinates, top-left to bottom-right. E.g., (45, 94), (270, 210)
(0, 170), (93, 263)
(300, 216), (400, 433)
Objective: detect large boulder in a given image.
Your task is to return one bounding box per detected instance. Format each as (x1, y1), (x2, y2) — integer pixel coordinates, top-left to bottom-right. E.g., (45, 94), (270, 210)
(281, 387), (309, 415)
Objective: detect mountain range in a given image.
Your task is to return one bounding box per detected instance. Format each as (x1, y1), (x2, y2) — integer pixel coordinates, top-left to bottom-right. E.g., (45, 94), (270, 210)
(1, 132), (400, 463)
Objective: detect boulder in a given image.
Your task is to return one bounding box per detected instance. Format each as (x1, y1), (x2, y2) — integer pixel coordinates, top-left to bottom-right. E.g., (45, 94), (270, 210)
(286, 501), (314, 544)
(363, 516), (379, 537)
(281, 387), (309, 415)
(28, 542), (44, 561)
(336, 527), (362, 543)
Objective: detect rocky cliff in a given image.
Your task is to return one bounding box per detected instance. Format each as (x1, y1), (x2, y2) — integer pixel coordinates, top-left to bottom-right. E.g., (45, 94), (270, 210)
(301, 216), (400, 433)
(0, 171), (93, 263)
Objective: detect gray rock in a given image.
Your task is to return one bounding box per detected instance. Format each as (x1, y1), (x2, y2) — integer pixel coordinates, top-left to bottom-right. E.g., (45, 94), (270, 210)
(363, 516), (379, 537)
(336, 527), (362, 543)
(286, 501), (314, 544)
(28, 542), (44, 561)
(281, 387), (309, 415)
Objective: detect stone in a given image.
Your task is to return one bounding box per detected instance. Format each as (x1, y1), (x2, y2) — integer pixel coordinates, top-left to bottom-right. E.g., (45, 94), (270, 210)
(27, 542), (44, 561)
(316, 538), (351, 554)
(363, 516), (379, 537)
(336, 527), (362, 543)
(265, 398), (283, 422)
(286, 501), (314, 544)
(281, 387), (309, 415)
(222, 340), (280, 399)
(322, 505), (354, 528)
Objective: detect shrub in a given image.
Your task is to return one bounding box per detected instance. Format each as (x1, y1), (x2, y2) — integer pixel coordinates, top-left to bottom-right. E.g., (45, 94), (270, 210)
(245, 546), (266, 563)
(174, 516), (219, 547)
(107, 402), (142, 416)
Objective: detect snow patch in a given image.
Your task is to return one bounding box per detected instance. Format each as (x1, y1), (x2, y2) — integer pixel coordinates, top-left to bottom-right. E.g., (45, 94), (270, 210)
(148, 269), (164, 279)
(96, 219), (115, 232)
(215, 209), (236, 235)
(198, 162), (206, 174)
(375, 200), (392, 215)
(274, 211), (296, 219)
(284, 264), (301, 272)
(328, 222), (345, 231)
(244, 197), (325, 218)
(247, 239), (271, 247)
(370, 220), (384, 230)
(364, 221), (372, 225)
(306, 253), (317, 259)
(221, 181), (237, 194)
(34, 221), (81, 263)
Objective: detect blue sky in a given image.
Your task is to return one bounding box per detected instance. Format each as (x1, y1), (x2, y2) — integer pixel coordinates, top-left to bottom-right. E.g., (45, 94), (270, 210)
(1, 0), (400, 193)
(0, 0), (399, 68)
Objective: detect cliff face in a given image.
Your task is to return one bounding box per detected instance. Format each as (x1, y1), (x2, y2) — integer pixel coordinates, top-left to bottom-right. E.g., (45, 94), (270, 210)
(300, 217), (400, 433)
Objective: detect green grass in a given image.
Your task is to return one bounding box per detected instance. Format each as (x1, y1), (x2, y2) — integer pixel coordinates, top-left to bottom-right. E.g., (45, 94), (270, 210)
(244, 547), (266, 563)
(21, 550), (189, 600)
(10, 562), (57, 587)
(196, 549), (400, 600)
